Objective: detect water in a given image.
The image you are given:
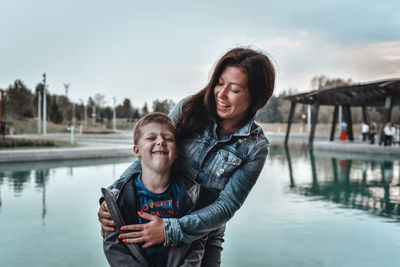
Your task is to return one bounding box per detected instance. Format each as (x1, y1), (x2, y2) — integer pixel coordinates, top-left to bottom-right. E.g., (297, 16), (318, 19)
(1, 145), (400, 267)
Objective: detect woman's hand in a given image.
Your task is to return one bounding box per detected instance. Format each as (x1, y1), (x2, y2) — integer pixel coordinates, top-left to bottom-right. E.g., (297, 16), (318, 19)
(119, 212), (165, 249)
(98, 201), (115, 237)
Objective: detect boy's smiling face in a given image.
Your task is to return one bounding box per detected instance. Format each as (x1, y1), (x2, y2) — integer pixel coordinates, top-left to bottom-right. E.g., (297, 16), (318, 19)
(133, 122), (178, 173)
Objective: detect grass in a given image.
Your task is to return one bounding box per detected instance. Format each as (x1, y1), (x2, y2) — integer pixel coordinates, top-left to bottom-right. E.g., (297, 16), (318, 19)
(4, 117), (136, 134)
(0, 137), (77, 149)
(6, 117), (68, 134)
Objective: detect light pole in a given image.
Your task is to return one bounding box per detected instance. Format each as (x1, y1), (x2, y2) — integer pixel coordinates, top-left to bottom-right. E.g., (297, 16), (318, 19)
(64, 83), (70, 97)
(113, 97), (116, 131)
(92, 105), (96, 126)
(43, 73), (47, 136)
(84, 101), (87, 127)
(37, 85), (41, 134)
(0, 90), (3, 136)
(72, 103), (76, 127)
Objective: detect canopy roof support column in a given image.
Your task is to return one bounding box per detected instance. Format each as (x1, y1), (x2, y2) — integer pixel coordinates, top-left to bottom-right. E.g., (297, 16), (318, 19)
(285, 102), (296, 145)
(343, 105), (354, 141)
(362, 105), (370, 125)
(330, 105), (339, 141)
(380, 95), (393, 145)
(309, 103), (320, 145)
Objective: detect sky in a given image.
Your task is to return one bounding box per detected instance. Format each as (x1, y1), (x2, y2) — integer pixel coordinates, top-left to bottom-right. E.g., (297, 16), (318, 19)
(1, 0), (399, 109)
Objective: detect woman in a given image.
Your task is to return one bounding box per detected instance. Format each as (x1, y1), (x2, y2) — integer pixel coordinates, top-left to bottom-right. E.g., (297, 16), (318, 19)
(99, 47), (275, 266)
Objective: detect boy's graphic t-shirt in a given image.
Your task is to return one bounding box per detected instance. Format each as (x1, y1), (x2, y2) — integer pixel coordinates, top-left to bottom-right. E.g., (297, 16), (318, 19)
(134, 175), (181, 267)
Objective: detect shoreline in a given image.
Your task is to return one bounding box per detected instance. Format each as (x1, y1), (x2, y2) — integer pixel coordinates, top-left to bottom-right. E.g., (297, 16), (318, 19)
(1, 130), (399, 163)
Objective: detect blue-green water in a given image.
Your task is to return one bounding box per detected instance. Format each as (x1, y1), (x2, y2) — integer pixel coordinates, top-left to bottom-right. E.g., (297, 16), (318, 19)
(1, 145), (400, 266)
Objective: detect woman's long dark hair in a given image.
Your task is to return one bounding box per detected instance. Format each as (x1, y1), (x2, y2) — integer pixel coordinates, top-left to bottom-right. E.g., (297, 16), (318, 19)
(176, 47), (275, 140)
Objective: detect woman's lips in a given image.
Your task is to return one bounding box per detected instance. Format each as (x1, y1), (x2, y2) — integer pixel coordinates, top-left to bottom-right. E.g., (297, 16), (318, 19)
(217, 100), (230, 110)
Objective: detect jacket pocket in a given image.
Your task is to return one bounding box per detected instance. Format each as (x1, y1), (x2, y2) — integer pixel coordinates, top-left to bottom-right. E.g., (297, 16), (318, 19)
(206, 149), (242, 190)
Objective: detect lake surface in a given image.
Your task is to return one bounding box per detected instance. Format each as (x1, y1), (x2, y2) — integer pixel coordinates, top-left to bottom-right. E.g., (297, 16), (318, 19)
(1, 145), (399, 266)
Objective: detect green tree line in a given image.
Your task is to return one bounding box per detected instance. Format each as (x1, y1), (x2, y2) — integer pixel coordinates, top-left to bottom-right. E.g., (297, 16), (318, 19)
(1, 75), (393, 126)
(0, 80), (176, 125)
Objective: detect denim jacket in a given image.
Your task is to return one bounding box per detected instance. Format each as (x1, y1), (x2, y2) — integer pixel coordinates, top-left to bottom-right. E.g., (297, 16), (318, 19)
(114, 97), (269, 246)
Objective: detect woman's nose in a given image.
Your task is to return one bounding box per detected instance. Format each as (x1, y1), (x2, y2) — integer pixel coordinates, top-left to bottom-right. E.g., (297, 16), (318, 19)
(217, 86), (228, 98)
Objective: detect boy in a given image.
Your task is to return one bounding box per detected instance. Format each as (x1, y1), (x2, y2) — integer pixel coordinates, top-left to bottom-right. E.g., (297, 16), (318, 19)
(102, 113), (205, 267)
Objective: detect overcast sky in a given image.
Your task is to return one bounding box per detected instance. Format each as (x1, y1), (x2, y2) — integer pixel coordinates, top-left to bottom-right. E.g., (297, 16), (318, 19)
(1, 0), (399, 108)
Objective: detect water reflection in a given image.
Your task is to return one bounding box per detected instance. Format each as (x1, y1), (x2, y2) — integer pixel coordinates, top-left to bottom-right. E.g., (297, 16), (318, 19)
(0, 157), (133, 219)
(285, 145), (400, 221)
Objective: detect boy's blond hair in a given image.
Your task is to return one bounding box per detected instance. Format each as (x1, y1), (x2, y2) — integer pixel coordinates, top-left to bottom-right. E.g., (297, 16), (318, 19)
(133, 112), (176, 145)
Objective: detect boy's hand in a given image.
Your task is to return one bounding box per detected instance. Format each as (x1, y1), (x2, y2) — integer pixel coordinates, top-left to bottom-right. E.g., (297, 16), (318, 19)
(98, 201), (115, 236)
(118, 211), (165, 249)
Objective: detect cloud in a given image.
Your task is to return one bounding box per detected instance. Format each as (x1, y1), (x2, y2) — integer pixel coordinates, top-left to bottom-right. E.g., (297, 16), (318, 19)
(342, 41), (400, 77)
(253, 32), (400, 94)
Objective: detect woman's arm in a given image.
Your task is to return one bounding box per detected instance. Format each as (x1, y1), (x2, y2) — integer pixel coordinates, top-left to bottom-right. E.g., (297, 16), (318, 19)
(164, 142), (269, 245)
(119, 142), (269, 246)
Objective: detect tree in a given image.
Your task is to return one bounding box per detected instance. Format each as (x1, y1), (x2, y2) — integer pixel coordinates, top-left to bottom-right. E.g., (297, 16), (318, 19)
(141, 102), (149, 117)
(57, 95), (72, 122)
(132, 108), (140, 120)
(6, 80), (34, 118)
(116, 98), (133, 118)
(152, 99), (175, 114)
(311, 75), (353, 90)
(102, 106), (113, 121)
(87, 97), (95, 119)
(93, 93), (107, 108)
(256, 96), (283, 123)
(49, 96), (63, 124)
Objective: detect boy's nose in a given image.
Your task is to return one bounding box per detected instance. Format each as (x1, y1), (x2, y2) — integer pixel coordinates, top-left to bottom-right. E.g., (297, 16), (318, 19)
(156, 136), (166, 146)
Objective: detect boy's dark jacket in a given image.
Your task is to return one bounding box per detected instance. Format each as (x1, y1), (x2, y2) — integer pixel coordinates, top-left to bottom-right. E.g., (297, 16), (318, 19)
(102, 171), (205, 267)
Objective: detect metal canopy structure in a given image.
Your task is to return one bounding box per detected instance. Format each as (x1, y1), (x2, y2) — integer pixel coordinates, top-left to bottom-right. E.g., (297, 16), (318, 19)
(283, 79), (400, 145)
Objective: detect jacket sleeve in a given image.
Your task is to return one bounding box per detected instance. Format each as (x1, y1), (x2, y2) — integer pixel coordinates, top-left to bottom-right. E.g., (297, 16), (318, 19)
(179, 236), (207, 267)
(163, 141), (269, 245)
(102, 188), (150, 267)
(168, 96), (186, 124)
(103, 231), (144, 267)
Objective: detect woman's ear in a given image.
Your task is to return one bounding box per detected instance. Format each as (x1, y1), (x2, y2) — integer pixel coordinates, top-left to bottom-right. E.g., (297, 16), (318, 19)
(133, 145), (141, 158)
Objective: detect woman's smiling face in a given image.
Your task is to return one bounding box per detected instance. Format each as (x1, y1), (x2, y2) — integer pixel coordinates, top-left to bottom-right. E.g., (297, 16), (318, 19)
(214, 66), (250, 132)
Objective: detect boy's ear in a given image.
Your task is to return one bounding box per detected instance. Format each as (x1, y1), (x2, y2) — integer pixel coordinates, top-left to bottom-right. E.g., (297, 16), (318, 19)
(133, 145), (141, 158)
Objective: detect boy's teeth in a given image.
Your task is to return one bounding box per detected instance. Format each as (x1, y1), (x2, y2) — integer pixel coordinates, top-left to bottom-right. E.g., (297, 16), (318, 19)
(153, 151), (167, 155)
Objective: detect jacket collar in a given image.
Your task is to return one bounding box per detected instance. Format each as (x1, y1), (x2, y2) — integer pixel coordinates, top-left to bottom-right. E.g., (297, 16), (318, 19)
(211, 116), (260, 138)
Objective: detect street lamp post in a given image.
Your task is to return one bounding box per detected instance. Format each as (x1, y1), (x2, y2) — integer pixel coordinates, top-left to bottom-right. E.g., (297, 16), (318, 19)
(113, 97), (116, 131)
(43, 73), (47, 136)
(92, 105), (96, 126)
(37, 87), (41, 134)
(84, 101), (87, 127)
(0, 90), (3, 136)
